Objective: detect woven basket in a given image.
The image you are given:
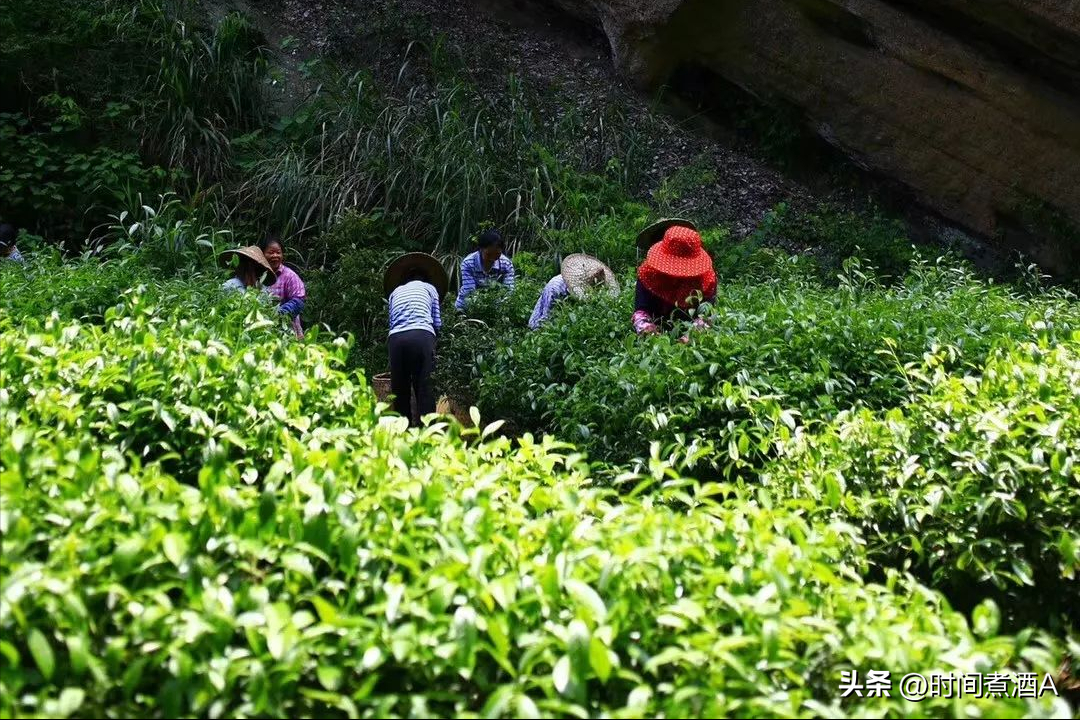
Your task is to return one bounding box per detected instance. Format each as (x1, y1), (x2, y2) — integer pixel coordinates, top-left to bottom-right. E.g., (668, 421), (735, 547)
(372, 373), (473, 427)
(372, 372), (420, 423)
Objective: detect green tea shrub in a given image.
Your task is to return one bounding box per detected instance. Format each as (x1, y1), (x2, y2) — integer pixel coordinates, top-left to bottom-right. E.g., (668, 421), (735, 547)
(475, 257), (1080, 475)
(0, 252), (155, 323)
(761, 336), (1080, 630)
(756, 201), (917, 282)
(1, 272), (1074, 717)
(2, 281), (344, 482)
(432, 281), (545, 413)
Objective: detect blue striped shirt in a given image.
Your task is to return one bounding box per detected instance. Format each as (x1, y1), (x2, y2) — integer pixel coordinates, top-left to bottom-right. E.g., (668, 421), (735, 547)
(388, 280), (442, 337)
(455, 251), (515, 310)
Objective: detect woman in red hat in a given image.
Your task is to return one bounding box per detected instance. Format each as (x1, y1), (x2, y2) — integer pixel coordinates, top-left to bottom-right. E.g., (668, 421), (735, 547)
(632, 224), (717, 337)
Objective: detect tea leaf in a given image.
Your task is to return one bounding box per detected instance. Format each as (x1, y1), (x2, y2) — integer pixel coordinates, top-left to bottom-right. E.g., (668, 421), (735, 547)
(28, 629), (55, 681)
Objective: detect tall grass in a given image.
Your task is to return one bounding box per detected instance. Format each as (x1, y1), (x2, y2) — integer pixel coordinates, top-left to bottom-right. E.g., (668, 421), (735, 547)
(137, 0), (269, 184)
(234, 65), (650, 284)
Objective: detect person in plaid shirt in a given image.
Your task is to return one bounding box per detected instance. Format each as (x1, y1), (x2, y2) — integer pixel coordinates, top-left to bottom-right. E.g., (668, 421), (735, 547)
(455, 229), (515, 310)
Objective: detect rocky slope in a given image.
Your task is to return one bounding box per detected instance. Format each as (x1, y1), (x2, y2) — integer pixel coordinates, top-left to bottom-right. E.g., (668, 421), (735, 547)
(235, 0), (829, 239)
(547, 0), (1080, 275)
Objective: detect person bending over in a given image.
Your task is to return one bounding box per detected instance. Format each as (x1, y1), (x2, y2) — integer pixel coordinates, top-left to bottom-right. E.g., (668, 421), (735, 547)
(455, 228), (515, 311)
(385, 253), (448, 426)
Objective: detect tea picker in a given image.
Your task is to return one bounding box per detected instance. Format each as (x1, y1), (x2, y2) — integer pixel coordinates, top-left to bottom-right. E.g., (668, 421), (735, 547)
(218, 246), (278, 292)
(528, 253), (620, 329)
(383, 252), (449, 427)
(258, 235), (307, 339)
(632, 218), (716, 341)
(455, 228), (515, 311)
(0, 223), (25, 264)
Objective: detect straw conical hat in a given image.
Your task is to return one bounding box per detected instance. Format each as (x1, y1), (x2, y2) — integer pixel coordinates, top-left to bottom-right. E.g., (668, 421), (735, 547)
(383, 252), (449, 299)
(561, 254), (619, 299)
(636, 218), (698, 253)
(218, 246), (277, 285)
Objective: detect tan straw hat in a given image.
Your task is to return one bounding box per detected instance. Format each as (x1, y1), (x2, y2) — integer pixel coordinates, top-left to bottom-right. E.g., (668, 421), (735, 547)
(218, 246), (277, 285)
(383, 252), (449, 299)
(636, 218), (698, 253)
(561, 254), (619, 299)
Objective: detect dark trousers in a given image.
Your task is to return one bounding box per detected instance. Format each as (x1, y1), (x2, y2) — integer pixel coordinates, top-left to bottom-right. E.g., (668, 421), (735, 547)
(388, 329), (436, 426)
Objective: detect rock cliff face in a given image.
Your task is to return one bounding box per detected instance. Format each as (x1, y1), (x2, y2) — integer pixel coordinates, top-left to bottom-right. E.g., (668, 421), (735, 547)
(548, 0), (1080, 273)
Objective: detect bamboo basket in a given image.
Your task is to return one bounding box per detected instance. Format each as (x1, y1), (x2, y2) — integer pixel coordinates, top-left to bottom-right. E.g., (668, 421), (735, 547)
(372, 372), (473, 427)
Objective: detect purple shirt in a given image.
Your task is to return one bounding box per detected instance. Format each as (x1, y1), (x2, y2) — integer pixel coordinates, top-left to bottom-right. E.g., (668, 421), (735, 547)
(268, 264), (306, 337)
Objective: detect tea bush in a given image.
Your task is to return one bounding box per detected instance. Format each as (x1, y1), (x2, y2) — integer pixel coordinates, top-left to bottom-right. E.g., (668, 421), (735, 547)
(475, 257), (1080, 475)
(2, 279), (336, 482)
(2, 266), (1075, 718)
(760, 337), (1080, 631)
(0, 251), (155, 323)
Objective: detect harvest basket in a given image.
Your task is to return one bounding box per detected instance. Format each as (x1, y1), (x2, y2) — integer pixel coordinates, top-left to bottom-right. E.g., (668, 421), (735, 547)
(372, 372), (473, 427)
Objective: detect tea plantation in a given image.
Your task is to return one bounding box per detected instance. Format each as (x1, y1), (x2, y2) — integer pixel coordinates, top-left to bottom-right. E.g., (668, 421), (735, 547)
(2, 253), (1078, 718)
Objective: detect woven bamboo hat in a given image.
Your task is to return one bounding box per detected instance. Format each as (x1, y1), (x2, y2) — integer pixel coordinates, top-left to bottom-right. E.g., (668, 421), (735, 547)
(218, 246), (277, 286)
(561, 254), (619, 299)
(383, 252), (449, 299)
(636, 218), (698, 253)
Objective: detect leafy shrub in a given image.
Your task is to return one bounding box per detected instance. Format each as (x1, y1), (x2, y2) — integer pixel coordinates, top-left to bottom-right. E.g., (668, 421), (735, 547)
(0, 106), (176, 238)
(1, 269), (1074, 718)
(0, 251), (155, 322)
(474, 256), (1080, 476)
(756, 201), (917, 281)
(761, 337), (1080, 631)
(432, 281), (544, 413)
(2, 275), (315, 478)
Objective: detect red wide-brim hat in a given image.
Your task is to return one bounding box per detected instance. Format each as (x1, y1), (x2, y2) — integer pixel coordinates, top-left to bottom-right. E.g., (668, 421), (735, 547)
(643, 225), (713, 278)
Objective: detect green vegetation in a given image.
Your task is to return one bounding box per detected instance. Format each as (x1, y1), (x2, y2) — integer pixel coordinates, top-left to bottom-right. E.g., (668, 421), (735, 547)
(763, 336), (1080, 630)
(474, 256), (1080, 471)
(2, 263), (1077, 718)
(3, 0), (1080, 716)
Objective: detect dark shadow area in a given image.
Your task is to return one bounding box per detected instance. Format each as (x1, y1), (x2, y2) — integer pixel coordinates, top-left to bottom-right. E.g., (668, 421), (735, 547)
(654, 60), (1027, 276)
(880, 0), (1080, 100)
(791, 0), (878, 50)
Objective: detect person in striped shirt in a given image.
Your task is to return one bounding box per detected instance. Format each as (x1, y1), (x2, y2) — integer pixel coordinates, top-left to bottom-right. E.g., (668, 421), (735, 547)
(455, 229), (515, 310)
(385, 253), (447, 426)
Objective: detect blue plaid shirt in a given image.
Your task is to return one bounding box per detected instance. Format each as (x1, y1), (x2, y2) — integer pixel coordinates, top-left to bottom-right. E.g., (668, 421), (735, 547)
(455, 251), (515, 310)
(528, 274), (569, 329)
(389, 280), (442, 337)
